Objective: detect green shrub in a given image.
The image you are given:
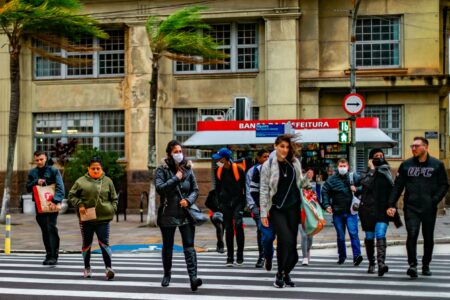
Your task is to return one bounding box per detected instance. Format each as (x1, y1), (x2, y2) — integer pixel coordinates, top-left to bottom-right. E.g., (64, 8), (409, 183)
(64, 146), (125, 192)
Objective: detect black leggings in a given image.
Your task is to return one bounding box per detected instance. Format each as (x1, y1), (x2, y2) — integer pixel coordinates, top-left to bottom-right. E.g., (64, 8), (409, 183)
(160, 223), (195, 254)
(404, 208), (437, 266)
(270, 204), (300, 274)
(79, 222), (111, 269)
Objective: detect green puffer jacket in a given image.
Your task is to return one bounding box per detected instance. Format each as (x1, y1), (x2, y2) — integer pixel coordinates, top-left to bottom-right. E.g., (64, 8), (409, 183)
(69, 173), (118, 222)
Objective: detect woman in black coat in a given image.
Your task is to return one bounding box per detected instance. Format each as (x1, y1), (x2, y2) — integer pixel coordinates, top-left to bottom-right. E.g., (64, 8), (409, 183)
(155, 140), (202, 291)
(359, 148), (401, 277)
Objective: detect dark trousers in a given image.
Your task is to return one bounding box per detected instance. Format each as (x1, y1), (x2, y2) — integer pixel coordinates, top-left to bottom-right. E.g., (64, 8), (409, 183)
(36, 213), (60, 260)
(404, 208), (437, 266)
(223, 206), (245, 260)
(270, 205), (300, 274)
(79, 222), (112, 269)
(211, 217), (224, 248)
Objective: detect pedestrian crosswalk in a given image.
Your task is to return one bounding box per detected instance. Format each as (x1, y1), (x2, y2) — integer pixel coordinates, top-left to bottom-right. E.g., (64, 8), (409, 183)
(0, 252), (449, 299)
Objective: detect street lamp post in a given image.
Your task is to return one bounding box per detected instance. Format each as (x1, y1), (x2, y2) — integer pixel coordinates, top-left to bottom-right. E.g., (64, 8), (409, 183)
(349, 0), (362, 171)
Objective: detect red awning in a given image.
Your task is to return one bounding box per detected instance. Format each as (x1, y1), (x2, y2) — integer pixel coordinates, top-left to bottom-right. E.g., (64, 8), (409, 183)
(183, 117), (397, 149)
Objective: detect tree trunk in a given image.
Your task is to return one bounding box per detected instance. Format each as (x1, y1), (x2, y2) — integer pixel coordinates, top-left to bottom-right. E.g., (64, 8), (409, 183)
(1, 48), (21, 223)
(146, 59), (159, 226)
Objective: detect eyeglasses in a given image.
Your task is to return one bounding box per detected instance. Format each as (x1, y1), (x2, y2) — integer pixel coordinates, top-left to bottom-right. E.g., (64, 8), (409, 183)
(410, 144), (424, 149)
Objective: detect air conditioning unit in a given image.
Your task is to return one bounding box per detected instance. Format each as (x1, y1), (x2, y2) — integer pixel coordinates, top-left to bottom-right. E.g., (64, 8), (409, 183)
(201, 115), (225, 121)
(234, 96), (252, 120)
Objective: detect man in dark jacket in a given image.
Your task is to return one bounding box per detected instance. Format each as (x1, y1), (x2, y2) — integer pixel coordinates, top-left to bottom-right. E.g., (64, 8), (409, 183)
(26, 151), (65, 265)
(388, 137), (449, 278)
(321, 158), (363, 266)
(213, 148), (246, 266)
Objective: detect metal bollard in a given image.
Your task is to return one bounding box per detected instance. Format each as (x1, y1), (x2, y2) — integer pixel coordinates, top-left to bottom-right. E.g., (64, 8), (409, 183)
(140, 191), (148, 223)
(4, 214), (11, 255)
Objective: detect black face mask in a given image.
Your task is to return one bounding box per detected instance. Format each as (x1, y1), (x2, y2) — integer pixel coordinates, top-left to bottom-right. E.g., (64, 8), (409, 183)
(372, 157), (385, 167)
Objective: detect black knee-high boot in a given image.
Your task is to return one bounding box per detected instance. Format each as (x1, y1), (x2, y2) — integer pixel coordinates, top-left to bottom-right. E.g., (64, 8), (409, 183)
(365, 239), (376, 274)
(377, 238), (389, 277)
(184, 247), (203, 291)
(161, 251), (172, 287)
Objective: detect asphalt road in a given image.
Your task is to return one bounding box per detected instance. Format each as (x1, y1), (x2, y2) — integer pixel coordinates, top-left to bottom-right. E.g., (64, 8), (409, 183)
(0, 245), (449, 300)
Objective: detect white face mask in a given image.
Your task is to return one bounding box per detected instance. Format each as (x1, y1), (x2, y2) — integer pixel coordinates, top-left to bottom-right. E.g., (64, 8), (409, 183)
(172, 153), (183, 164)
(338, 167), (348, 175)
(216, 161), (224, 168)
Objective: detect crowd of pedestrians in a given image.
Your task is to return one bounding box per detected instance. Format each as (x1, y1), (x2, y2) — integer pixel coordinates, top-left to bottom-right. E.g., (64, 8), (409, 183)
(26, 135), (449, 291)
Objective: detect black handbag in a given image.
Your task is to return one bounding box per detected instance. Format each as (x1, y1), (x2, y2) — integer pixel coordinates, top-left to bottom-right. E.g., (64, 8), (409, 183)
(185, 203), (208, 226)
(176, 183), (208, 226)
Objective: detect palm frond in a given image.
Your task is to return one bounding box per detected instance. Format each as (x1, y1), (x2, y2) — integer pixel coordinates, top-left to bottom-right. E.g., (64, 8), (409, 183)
(30, 44), (92, 66)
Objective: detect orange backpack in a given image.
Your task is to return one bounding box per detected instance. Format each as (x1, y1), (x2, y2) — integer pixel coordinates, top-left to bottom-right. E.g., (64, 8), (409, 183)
(216, 161), (245, 181)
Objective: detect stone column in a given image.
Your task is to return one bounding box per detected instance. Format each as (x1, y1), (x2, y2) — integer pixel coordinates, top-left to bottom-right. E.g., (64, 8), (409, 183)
(263, 13), (300, 119)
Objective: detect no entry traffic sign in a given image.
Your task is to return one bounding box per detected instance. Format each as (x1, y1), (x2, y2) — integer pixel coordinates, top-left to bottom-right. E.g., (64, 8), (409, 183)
(343, 93), (365, 115)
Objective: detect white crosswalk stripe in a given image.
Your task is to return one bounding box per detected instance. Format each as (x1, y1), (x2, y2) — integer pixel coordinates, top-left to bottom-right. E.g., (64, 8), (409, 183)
(0, 252), (449, 300)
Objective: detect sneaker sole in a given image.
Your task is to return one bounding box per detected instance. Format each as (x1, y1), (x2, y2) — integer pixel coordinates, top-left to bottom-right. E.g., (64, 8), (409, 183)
(273, 282), (285, 288)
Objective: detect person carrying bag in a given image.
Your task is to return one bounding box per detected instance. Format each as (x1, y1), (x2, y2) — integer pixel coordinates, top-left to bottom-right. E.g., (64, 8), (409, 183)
(155, 140), (203, 291)
(69, 157), (118, 280)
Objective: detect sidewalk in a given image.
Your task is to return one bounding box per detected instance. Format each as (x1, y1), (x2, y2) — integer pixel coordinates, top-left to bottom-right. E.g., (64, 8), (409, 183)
(1, 211), (450, 254)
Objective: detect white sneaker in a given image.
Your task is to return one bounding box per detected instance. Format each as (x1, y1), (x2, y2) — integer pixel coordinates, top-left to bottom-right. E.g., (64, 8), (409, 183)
(302, 257), (309, 266)
(83, 268), (92, 278)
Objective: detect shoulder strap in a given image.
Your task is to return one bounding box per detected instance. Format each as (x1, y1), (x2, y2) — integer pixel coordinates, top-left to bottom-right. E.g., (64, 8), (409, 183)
(216, 166), (223, 180)
(231, 163), (240, 181)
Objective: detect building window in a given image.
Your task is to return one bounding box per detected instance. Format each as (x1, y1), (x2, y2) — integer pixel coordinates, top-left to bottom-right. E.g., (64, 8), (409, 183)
(363, 105), (402, 158)
(34, 111), (125, 157)
(34, 29), (125, 79)
(356, 17), (400, 68)
(175, 23), (258, 74)
(174, 107), (259, 159)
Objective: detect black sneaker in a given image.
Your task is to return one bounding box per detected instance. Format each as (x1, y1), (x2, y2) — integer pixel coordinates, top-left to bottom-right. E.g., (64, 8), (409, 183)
(407, 265), (418, 278)
(422, 265), (432, 276)
(42, 259), (50, 265)
(283, 273), (295, 287)
(226, 258), (234, 267)
(236, 258), (244, 266)
(353, 255), (363, 266)
(273, 272), (285, 288)
(255, 257), (265, 268)
(265, 258), (273, 271)
(337, 258), (346, 265)
(47, 258), (58, 266)
(216, 247), (225, 254)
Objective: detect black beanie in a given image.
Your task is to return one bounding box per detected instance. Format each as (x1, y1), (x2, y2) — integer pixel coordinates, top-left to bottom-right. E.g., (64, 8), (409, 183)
(369, 148), (384, 159)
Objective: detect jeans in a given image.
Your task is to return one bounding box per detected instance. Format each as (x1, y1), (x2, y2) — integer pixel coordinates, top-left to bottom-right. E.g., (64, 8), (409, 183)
(333, 213), (361, 260)
(36, 212), (60, 260)
(79, 221), (111, 269)
(252, 211), (264, 258)
(259, 219), (276, 261)
(365, 222), (388, 240)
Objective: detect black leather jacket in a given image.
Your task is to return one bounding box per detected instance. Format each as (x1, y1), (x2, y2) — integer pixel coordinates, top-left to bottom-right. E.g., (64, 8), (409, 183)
(389, 155), (449, 214)
(155, 159), (199, 227)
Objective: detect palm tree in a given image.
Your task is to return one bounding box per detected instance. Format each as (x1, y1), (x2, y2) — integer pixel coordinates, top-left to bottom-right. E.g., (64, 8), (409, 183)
(0, 0), (107, 223)
(145, 6), (227, 225)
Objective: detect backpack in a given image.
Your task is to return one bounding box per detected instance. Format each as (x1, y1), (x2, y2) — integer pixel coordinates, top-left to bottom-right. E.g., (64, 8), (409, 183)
(217, 162), (243, 181)
(301, 189), (326, 236)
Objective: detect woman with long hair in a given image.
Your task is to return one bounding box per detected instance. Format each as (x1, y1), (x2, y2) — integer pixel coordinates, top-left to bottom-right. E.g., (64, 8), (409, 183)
(155, 140), (202, 291)
(69, 157), (117, 280)
(359, 148), (401, 276)
(260, 134), (308, 288)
